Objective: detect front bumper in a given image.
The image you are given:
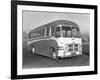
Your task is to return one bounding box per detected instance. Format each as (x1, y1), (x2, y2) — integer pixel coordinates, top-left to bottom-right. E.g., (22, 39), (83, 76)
(57, 50), (82, 58)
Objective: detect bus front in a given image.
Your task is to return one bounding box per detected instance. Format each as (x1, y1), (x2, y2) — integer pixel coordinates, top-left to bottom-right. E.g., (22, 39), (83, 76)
(55, 25), (82, 58)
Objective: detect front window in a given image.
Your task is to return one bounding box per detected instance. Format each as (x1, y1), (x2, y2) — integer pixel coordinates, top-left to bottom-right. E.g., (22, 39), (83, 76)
(46, 27), (50, 36)
(62, 26), (71, 37)
(72, 28), (78, 37)
(62, 26), (80, 37)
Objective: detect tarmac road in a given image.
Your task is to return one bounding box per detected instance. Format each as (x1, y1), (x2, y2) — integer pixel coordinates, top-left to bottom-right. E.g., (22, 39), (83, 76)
(23, 48), (89, 69)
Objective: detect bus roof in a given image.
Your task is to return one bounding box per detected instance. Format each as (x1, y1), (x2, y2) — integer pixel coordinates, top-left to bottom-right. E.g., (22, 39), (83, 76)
(30, 20), (79, 33)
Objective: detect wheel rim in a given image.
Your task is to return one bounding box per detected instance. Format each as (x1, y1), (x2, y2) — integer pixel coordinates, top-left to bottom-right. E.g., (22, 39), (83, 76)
(32, 48), (35, 53)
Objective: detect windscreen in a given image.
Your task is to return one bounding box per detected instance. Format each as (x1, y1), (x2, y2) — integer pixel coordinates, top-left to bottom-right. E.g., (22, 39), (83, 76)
(62, 26), (80, 38)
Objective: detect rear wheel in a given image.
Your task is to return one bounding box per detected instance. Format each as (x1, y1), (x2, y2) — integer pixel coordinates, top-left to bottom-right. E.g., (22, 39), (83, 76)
(31, 45), (35, 54)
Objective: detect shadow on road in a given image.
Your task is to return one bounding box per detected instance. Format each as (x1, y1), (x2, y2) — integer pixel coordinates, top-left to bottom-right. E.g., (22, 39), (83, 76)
(23, 48), (89, 69)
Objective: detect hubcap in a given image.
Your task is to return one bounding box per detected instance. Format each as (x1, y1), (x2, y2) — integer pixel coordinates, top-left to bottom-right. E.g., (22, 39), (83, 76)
(53, 51), (56, 59)
(32, 48), (35, 53)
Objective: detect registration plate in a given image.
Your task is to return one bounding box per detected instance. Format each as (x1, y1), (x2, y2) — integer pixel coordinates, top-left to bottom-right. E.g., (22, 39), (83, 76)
(71, 52), (76, 55)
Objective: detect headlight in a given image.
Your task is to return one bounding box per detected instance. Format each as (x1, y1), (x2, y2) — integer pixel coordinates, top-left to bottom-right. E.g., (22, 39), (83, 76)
(78, 45), (82, 51)
(64, 44), (69, 51)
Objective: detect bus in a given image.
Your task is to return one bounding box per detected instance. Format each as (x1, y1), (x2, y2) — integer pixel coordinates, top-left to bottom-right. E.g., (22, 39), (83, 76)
(27, 20), (82, 59)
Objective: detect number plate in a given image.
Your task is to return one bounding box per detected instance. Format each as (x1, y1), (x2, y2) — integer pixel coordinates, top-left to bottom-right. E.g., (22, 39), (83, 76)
(72, 52), (76, 55)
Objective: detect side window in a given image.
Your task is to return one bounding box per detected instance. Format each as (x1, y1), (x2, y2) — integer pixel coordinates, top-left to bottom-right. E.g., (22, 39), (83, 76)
(41, 28), (45, 37)
(29, 33), (31, 39)
(30, 32), (37, 38)
(51, 26), (55, 36)
(55, 27), (61, 38)
(46, 27), (50, 36)
(37, 30), (41, 37)
(30, 30), (41, 38)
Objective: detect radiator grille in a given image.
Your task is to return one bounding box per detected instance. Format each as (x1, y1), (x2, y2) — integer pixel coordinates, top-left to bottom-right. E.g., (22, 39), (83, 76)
(68, 44), (79, 52)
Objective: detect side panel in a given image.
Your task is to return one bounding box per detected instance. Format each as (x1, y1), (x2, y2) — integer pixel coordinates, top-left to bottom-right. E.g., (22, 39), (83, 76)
(27, 38), (58, 58)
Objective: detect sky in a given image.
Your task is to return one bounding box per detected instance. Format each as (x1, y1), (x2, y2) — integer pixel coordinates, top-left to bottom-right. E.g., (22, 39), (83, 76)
(23, 11), (90, 35)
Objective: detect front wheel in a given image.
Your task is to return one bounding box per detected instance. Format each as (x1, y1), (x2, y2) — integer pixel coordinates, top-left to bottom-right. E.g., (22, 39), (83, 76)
(50, 48), (58, 60)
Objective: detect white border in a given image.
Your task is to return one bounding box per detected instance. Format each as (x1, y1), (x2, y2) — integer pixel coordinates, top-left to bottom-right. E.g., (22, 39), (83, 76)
(17, 5), (94, 75)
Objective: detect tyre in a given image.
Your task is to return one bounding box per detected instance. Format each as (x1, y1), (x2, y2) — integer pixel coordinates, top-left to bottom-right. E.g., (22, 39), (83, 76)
(31, 45), (35, 54)
(50, 48), (58, 60)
